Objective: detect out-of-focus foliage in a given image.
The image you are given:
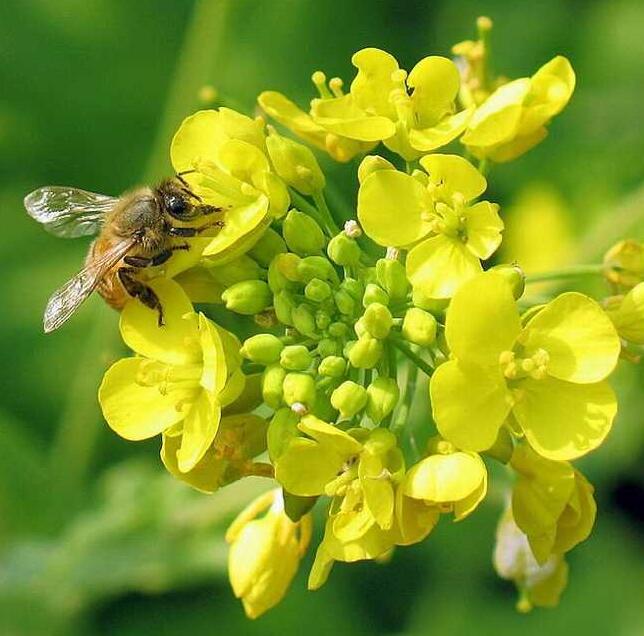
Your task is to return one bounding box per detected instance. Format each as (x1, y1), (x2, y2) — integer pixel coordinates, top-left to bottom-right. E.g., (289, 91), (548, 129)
(0, 0), (641, 634)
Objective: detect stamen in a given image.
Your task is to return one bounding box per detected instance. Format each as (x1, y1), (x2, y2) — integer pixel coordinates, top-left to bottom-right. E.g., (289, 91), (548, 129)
(311, 71), (331, 98)
(329, 77), (344, 98)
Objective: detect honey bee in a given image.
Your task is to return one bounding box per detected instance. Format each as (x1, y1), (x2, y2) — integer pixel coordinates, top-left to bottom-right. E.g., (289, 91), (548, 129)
(25, 174), (222, 333)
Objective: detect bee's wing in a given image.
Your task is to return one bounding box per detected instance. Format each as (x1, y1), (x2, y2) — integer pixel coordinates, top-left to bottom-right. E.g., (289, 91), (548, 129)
(24, 186), (118, 238)
(43, 238), (135, 333)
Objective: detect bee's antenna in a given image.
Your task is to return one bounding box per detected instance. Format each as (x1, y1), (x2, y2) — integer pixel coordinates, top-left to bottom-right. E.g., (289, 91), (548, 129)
(174, 171), (203, 203)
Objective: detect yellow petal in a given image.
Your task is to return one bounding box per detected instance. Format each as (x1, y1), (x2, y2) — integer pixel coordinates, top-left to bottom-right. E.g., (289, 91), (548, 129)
(99, 358), (187, 440)
(482, 126), (548, 163)
(419, 153), (487, 201)
(409, 107), (473, 152)
(176, 390), (221, 473)
(120, 278), (200, 366)
(406, 234), (482, 300)
(357, 170), (433, 247)
(513, 377), (617, 461)
(464, 201), (504, 260)
(443, 271), (521, 366)
(393, 486), (439, 545)
(521, 292), (620, 383)
(430, 359), (513, 452)
(350, 48), (399, 119)
(198, 313), (227, 393)
(408, 56), (460, 125)
(298, 415), (363, 456)
(170, 109), (226, 173)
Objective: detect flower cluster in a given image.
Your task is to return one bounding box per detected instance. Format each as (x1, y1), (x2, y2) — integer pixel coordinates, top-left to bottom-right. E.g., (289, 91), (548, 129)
(96, 18), (643, 619)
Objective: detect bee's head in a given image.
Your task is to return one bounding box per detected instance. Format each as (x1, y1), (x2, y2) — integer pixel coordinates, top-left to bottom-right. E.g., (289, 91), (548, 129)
(164, 192), (191, 220)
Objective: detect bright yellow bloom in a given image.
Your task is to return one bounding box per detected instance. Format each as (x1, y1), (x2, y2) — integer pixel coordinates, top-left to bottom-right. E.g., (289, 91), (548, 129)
(260, 48), (472, 162)
(603, 239), (644, 290)
(169, 108), (288, 266)
(605, 282), (644, 345)
(494, 507), (569, 612)
(99, 278), (244, 473)
(511, 444), (596, 563)
(161, 413), (270, 493)
(404, 440), (487, 521)
(358, 154), (502, 298)
(430, 272), (620, 460)
(462, 56), (575, 162)
(226, 489), (312, 619)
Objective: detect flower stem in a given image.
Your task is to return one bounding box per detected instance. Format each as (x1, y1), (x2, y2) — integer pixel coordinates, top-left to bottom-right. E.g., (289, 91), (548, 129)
(390, 337), (434, 376)
(312, 191), (342, 235)
(525, 263), (605, 284)
(289, 188), (334, 235)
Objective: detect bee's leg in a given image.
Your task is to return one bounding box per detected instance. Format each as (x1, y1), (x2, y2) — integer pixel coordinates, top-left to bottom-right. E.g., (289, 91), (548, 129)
(168, 220), (224, 237)
(117, 267), (164, 326)
(123, 249), (177, 268)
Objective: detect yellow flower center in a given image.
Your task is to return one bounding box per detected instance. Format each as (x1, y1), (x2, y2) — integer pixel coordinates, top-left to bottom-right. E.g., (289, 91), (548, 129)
(499, 348), (550, 381)
(136, 360), (203, 408)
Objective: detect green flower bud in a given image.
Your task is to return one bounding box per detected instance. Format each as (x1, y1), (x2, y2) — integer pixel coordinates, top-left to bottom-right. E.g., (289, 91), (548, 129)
(354, 317), (368, 338)
(315, 309), (332, 330)
(330, 380), (368, 419)
(357, 154), (396, 184)
(222, 280), (272, 315)
(208, 254), (264, 288)
(267, 407), (299, 462)
(297, 255), (339, 285)
(267, 258), (289, 293)
(283, 372), (317, 407)
(366, 377), (400, 424)
(317, 338), (341, 357)
(283, 491), (319, 523)
(318, 355), (346, 378)
(305, 278), (332, 302)
(283, 209), (326, 256)
(292, 303), (318, 338)
(262, 364), (287, 409)
(334, 290), (356, 316)
(275, 253), (303, 282)
(274, 290), (295, 326)
(266, 127), (326, 195)
(363, 283), (389, 307)
(240, 334), (284, 365)
(489, 263), (526, 300)
(280, 345), (312, 371)
(248, 227), (287, 267)
(401, 308), (437, 346)
(363, 426), (397, 454)
(341, 277), (364, 300)
(362, 302), (393, 339)
(328, 321), (349, 338)
(348, 334), (383, 369)
(327, 233), (361, 266)
(343, 339), (356, 358)
(376, 258), (409, 301)
(411, 285), (449, 315)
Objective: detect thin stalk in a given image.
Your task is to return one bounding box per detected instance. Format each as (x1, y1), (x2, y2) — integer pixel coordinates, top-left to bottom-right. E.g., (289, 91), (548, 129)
(390, 337), (434, 377)
(289, 188), (333, 235)
(312, 191), (342, 235)
(525, 263), (604, 284)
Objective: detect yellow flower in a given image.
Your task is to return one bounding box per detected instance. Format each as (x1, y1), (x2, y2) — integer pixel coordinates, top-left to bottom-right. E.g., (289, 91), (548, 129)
(358, 154), (502, 298)
(226, 488), (312, 619)
(99, 278), (244, 473)
(161, 413), (270, 493)
(169, 108), (288, 265)
(493, 507), (569, 612)
(603, 239), (644, 290)
(511, 444), (596, 563)
(430, 271), (620, 460)
(404, 440), (487, 521)
(260, 49), (472, 162)
(605, 282), (644, 345)
(462, 56), (575, 162)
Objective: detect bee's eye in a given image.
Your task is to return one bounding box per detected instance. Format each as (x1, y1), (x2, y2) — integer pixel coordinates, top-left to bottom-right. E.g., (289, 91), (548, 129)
(167, 195), (187, 217)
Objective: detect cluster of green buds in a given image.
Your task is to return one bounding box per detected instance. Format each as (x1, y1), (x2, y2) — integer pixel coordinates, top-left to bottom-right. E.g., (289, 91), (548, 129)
(94, 16), (643, 621)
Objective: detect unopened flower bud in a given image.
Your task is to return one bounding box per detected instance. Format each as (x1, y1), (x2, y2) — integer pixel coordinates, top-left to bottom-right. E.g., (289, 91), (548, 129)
(292, 304), (318, 338)
(363, 283), (390, 307)
(354, 317), (368, 338)
(366, 376), (400, 424)
(357, 154), (396, 184)
(283, 209), (326, 256)
(266, 127), (326, 195)
(280, 345), (313, 371)
(490, 264), (525, 300)
(249, 227), (287, 267)
(411, 285), (449, 315)
(222, 280), (272, 315)
(334, 289), (356, 316)
(603, 239), (644, 289)
(241, 334), (284, 365)
(318, 355), (346, 378)
(274, 290), (295, 326)
(262, 364), (287, 409)
(283, 373), (317, 408)
(362, 302), (393, 339)
(341, 277), (364, 300)
(605, 282), (644, 344)
(297, 255), (339, 284)
(305, 278), (332, 302)
(330, 380), (368, 419)
(376, 258), (409, 301)
(275, 253), (303, 282)
(327, 233), (361, 266)
(348, 334), (384, 369)
(208, 254), (264, 288)
(343, 220), (362, 238)
(317, 338), (341, 357)
(328, 321), (349, 338)
(402, 308), (437, 346)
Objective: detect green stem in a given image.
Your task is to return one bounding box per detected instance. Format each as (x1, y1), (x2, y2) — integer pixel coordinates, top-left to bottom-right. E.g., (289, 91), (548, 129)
(390, 337), (434, 376)
(47, 0), (232, 527)
(312, 191), (342, 235)
(525, 263), (605, 284)
(289, 188), (333, 235)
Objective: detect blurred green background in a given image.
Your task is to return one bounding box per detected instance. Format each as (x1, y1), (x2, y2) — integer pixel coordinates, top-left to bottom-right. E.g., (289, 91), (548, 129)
(1, 0), (642, 634)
